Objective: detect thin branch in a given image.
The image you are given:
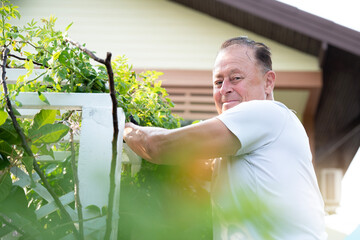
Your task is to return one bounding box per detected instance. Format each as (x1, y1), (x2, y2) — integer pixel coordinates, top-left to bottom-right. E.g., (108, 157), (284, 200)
(70, 128), (84, 240)
(64, 37), (105, 64)
(8, 53), (49, 68)
(17, 40), (52, 55)
(104, 51), (119, 240)
(30, 214), (107, 239)
(1, 48), (79, 238)
(66, 37), (119, 240)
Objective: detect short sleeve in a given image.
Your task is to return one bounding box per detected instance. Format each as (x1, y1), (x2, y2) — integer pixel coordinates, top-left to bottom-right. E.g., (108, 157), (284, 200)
(216, 100), (288, 155)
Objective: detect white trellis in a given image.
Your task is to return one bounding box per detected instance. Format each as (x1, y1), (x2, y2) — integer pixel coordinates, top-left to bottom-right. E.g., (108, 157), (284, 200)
(2, 69), (128, 239)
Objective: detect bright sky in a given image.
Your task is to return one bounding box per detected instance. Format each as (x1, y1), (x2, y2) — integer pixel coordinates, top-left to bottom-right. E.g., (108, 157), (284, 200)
(276, 0), (360, 32)
(325, 147), (360, 235)
(341, 147), (360, 216)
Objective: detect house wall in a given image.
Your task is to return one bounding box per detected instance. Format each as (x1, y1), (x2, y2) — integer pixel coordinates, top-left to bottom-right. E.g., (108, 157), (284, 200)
(11, 0), (319, 72)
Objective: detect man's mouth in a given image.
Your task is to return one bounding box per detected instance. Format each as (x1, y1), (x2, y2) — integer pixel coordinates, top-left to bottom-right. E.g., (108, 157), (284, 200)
(223, 100), (239, 104)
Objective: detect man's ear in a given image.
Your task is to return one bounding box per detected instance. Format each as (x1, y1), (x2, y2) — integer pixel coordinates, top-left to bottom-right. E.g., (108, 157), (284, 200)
(264, 70), (276, 98)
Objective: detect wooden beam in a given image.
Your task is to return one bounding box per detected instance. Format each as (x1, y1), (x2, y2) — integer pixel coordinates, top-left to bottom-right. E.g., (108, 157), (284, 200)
(135, 69), (322, 89)
(275, 71), (322, 89)
(318, 42), (328, 68)
(316, 116), (360, 163)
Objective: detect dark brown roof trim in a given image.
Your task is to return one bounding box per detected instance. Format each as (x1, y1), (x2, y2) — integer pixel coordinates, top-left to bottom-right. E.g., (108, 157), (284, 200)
(218, 0), (360, 56)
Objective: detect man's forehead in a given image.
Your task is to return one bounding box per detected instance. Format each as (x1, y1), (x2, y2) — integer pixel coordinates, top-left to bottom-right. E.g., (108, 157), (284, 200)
(213, 45), (255, 70)
(215, 45), (254, 64)
(213, 67), (243, 77)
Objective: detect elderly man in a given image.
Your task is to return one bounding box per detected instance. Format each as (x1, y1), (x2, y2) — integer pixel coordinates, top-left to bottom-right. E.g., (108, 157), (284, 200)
(123, 37), (327, 239)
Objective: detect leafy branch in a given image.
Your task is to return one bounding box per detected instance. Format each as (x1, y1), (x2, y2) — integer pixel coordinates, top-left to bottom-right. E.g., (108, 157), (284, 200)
(65, 37), (118, 240)
(7, 53), (49, 68)
(1, 47), (80, 238)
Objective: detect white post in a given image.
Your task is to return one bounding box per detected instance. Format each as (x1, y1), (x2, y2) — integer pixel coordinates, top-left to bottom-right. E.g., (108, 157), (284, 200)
(78, 105), (125, 239)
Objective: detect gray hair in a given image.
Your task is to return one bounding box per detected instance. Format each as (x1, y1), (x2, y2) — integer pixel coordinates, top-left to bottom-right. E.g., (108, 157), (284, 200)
(220, 36), (272, 74)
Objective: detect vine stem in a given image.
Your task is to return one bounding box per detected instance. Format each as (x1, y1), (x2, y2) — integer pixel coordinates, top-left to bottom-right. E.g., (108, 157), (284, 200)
(65, 38), (119, 240)
(1, 48), (80, 239)
(103, 51), (119, 240)
(7, 53), (48, 68)
(70, 128), (84, 240)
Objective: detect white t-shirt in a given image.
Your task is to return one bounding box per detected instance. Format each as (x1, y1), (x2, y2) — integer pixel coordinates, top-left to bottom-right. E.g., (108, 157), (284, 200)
(212, 100), (327, 240)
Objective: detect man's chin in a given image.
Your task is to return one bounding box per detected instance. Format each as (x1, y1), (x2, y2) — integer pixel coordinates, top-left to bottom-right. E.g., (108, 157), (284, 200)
(222, 101), (240, 112)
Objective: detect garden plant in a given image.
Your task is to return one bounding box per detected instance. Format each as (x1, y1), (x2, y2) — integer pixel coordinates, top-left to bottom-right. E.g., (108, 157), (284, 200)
(0, 0), (213, 239)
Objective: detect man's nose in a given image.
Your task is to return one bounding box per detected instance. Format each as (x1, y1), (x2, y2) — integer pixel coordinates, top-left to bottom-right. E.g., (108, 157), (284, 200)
(220, 80), (232, 95)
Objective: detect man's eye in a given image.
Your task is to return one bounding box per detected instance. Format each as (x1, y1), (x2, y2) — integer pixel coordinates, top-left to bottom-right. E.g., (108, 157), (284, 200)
(215, 81), (223, 87)
(233, 76), (243, 81)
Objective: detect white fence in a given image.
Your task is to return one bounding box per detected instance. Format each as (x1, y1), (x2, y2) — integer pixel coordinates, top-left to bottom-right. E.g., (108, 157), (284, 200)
(3, 69), (128, 239)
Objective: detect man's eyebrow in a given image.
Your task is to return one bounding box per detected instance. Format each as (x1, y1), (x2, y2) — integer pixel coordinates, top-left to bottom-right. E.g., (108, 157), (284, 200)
(229, 69), (244, 75)
(213, 74), (222, 80)
(213, 70), (222, 77)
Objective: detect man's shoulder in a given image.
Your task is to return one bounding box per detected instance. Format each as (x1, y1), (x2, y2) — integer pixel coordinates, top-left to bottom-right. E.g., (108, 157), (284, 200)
(224, 100), (288, 115)
(216, 100), (290, 131)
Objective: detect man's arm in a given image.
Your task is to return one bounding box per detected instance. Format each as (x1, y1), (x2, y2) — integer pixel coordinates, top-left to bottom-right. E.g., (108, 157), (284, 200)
(123, 118), (240, 165)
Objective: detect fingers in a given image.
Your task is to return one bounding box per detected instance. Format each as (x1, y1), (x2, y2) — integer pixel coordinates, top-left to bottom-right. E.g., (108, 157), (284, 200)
(123, 122), (136, 142)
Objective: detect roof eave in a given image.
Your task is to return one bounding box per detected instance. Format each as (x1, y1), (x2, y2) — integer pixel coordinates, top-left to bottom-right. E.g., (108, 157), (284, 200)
(218, 0), (360, 56)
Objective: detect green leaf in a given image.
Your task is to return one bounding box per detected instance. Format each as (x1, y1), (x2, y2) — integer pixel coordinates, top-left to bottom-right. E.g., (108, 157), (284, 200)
(0, 140), (13, 156)
(101, 206), (108, 216)
(133, 115), (140, 125)
(0, 172), (12, 202)
(30, 144), (38, 154)
(52, 51), (61, 61)
(57, 68), (67, 80)
(38, 144), (55, 160)
(13, 9), (21, 19)
(37, 91), (50, 105)
(31, 109), (57, 131)
(30, 123), (69, 145)
(0, 110), (8, 126)
(58, 51), (69, 65)
(24, 59), (34, 72)
(0, 154), (10, 170)
(14, 100), (22, 107)
(22, 156), (34, 177)
(85, 205), (101, 216)
(12, 107), (21, 116)
(43, 75), (55, 84)
(0, 186), (37, 221)
(23, 51), (32, 57)
(45, 163), (57, 175)
(65, 22), (73, 32)
(0, 120), (20, 144)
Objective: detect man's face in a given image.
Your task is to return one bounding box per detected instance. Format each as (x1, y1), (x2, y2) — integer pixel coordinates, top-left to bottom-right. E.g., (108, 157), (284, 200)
(212, 45), (270, 114)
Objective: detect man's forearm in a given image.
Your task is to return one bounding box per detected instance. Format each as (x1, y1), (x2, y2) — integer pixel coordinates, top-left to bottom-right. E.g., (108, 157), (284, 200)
(123, 118), (240, 165)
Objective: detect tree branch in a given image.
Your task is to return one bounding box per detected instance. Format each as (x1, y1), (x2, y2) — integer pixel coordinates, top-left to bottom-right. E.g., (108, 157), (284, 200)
(64, 38), (105, 64)
(7, 53), (49, 68)
(104, 52), (119, 240)
(66, 37), (120, 240)
(1, 48), (79, 238)
(70, 128), (84, 240)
